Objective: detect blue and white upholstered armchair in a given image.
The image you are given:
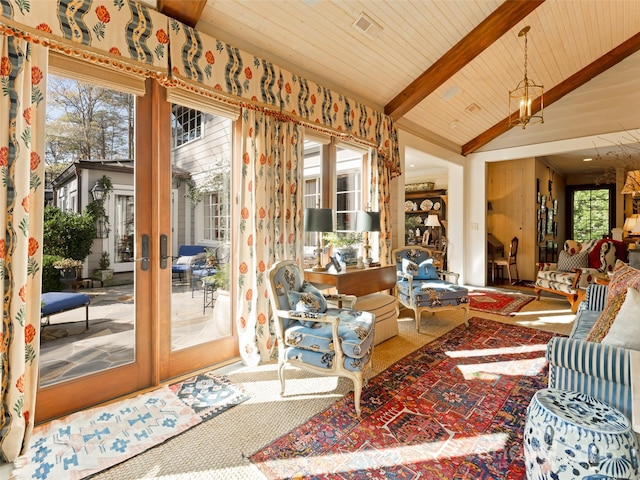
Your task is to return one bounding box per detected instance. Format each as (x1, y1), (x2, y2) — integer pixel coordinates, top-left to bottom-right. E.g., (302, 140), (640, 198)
(266, 260), (376, 417)
(392, 246), (469, 333)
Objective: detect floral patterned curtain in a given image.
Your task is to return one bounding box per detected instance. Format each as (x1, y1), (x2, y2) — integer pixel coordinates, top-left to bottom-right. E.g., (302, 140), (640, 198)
(0, 35), (47, 462)
(236, 108), (303, 366)
(370, 149), (393, 265)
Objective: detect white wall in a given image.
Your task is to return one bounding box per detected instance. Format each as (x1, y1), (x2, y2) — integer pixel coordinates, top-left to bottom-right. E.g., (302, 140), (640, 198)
(397, 130), (468, 280)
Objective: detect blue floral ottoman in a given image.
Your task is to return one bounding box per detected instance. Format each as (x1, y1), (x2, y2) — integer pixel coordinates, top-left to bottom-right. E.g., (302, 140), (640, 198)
(524, 388), (639, 479)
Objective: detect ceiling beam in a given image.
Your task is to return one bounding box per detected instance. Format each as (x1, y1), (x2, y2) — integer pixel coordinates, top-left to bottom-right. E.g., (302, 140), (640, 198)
(384, 0), (545, 120)
(462, 31), (640, 156)
(158, 0), (206, 28)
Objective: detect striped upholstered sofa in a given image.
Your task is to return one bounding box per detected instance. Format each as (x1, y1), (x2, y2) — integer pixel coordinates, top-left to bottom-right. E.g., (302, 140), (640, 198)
(546, 283), (635, 420)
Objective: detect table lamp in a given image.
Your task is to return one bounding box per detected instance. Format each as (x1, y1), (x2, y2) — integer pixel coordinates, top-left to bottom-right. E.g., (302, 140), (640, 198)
(423, 214), (441, 246)
(624, 215), (640, 237)
(355, 210), (381, 265)
(304, 208), (334, 271)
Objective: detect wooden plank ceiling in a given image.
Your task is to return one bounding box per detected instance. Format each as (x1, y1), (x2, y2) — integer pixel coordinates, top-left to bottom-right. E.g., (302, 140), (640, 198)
(157, 0), (640, 158)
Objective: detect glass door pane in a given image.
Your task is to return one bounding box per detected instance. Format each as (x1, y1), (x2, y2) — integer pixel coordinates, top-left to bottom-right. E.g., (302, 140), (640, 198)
(163, 102), (237, 377)
(36, 74), (148, 423)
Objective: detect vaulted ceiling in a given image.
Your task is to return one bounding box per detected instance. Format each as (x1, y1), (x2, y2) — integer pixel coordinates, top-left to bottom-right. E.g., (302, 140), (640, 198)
(155, 0), (640, 178)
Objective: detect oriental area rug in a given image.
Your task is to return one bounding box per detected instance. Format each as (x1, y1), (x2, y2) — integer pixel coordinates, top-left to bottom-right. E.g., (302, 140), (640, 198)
(11, 372), (249, 480)
(468, 289), (534, 316)
(250, 318), (555, 479)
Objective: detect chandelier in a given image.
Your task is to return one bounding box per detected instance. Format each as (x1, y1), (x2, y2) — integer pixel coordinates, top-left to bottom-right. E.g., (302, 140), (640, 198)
(508, 26), (544, 129)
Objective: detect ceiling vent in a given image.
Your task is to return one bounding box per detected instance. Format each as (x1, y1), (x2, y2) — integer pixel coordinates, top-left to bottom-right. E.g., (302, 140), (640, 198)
(352, 12), (383, 39)
(465, 103), (481, 113)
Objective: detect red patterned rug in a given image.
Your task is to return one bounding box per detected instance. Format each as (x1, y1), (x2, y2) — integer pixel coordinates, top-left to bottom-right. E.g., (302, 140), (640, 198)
(250, 318), (555, 479)
(468, 289), (534, 316)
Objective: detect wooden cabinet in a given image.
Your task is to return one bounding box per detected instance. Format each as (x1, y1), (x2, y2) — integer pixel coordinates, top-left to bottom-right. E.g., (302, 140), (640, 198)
(404, 189), (447, 245)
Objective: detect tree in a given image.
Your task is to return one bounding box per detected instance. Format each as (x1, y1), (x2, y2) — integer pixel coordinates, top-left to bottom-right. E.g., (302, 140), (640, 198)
(45, 75), (134, 165)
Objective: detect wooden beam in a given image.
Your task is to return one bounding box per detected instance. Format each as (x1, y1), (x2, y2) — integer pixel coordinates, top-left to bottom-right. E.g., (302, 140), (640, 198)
(158, 0), (207, 28)
(384, 0), (545, 120)
(462, 31), (640, 156)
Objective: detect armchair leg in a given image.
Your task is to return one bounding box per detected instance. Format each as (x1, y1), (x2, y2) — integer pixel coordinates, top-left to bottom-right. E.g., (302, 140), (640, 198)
(352, 372), (364, 418)
(278, 362), (287, 395)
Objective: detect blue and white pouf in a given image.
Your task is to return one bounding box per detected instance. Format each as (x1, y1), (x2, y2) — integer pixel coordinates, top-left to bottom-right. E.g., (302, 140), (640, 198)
(524, 388), (639, 479)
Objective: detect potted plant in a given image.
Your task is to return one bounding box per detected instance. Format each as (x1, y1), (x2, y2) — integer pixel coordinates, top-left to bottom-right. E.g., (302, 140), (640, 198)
(53, 258), (83, 289)
(324, 232), (362, 265)
(92, 251), (114, 285)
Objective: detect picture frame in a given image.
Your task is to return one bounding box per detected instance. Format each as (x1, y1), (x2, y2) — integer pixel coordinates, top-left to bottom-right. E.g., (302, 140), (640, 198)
(330, 255), (342, 273)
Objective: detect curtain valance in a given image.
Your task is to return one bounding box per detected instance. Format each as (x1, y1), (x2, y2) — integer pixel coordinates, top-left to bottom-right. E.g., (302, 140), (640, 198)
(1, 0), (401, 177)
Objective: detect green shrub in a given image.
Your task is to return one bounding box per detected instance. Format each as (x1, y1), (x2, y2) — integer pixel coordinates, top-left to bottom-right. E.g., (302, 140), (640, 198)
(42, 255), (63, 292)
(43, 205), (96, 260)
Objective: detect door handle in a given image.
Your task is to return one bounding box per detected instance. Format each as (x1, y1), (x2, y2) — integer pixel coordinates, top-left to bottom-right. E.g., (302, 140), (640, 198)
(140, 234), (149, 271)
(160, 234), (168, 269)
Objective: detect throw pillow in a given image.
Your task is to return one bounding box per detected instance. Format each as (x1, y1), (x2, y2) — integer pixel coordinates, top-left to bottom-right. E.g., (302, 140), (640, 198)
(564, 240), (582, 255)
(176, 255), (195, 265)
(586, 260), (640, 342)
(401, 258), (419, 277)
(601, 287), (640, 350)
(416, 258), (440, 280)
(288, 282), (328, 328)
(556, 249), (588, 272)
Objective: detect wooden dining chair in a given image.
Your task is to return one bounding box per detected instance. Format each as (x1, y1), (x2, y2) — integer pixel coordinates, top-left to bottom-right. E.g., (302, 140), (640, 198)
(488, 236), (519, 285)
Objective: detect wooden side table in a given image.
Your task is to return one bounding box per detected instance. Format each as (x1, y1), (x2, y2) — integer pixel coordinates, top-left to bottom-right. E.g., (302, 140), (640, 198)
(304, 265), (396, 297)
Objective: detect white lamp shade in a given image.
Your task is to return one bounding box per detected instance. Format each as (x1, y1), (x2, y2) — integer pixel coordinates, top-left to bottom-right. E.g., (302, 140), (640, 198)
(424, 214), (441, 227)
(625, 215), (640, 234)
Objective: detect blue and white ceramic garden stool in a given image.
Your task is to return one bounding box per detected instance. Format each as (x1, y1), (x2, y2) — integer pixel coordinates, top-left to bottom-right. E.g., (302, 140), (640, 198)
(524, 388), (639, 479)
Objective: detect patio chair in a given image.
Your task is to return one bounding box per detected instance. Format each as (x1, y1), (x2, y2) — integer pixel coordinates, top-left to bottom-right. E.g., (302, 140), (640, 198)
(266, 260), (376, 417)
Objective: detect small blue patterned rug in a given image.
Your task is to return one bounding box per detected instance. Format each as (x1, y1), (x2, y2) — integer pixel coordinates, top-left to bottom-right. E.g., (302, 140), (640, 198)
(11, 373), (249, 480)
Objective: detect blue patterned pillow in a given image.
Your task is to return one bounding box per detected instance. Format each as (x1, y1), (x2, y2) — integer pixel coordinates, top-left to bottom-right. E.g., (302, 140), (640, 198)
(287, 282), (327, 327)
(402, 258), (439, 280)
(416, 258), (440, 280)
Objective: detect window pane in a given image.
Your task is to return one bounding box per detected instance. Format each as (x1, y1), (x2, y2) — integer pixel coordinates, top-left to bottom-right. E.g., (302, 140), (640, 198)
(170, 105), (232, 350)
(572, 188), (610, 241)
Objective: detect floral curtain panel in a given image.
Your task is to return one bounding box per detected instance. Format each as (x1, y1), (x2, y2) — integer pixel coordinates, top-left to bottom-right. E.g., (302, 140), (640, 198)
(237, 108), (303, 365)
(0, 35), (47, 462)
(370, 150), (393, 265)
(0, 0), (169, 76)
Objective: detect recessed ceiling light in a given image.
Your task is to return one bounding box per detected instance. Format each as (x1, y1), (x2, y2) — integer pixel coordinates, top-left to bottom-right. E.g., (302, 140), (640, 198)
(449, 120), (459, 129)
(409, 164), (415, 168)
(441, 86), (460, 101)
(583, 158), (593, 162)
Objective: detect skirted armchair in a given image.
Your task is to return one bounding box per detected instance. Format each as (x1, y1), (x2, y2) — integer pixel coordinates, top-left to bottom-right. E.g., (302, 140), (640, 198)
(534, 238), (626, 312)
(392, 246), (469, 333)
(266, 260), (376, 417)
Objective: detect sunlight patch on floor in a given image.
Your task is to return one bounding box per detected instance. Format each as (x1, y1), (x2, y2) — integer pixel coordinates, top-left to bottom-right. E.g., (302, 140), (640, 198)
(457, 357), (546, 379)
(255, 432), (510, 477)
(446, 343), (547, 358)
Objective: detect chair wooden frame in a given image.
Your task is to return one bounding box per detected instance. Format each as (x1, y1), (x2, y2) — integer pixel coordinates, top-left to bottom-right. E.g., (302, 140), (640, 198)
(488, 236), (519, 285)
(534, 265), (583, 313)
(266, 260), (372, 417)
(391, 246), (469, 333)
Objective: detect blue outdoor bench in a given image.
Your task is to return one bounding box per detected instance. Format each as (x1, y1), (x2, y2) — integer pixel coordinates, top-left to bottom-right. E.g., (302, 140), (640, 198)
(41, 292), (91, 330)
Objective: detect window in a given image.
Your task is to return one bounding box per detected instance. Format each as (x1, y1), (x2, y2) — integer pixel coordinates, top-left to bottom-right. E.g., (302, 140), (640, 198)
(203, 192), (230, 241)
(335, 146), (363, 232)
(569, 185), (615, 241)
(172, 105), (202, 148)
